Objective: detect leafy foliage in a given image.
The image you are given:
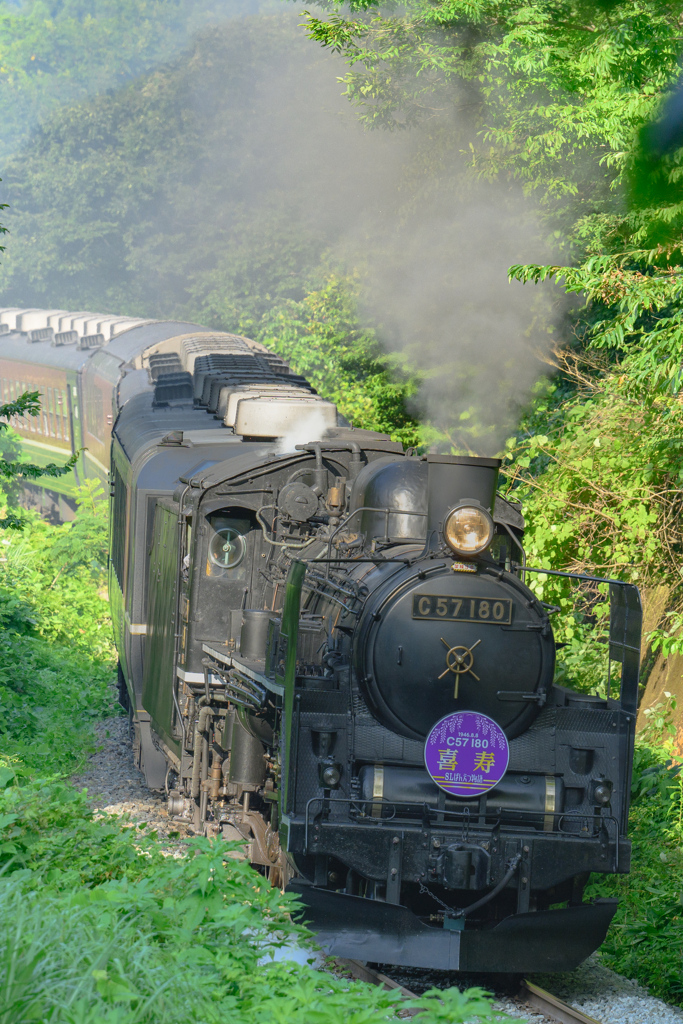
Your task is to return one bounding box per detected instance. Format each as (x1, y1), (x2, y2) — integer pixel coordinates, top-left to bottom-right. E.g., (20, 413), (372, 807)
(0, 393), (80, 529)
(304, 0), (678, 205)
(0, 482), (115, 777)
(0, 482), (111, 653)
(0, 16), (421, 442)
(406, 987), (510, 1022)
(496, 350), (683, 691)
(0, 17), (343, 322)
(585, 699), (683, 1005)
(0, 0), (277, 163)
(303, 0), (683, 400)
(0, 777), (507, 1022)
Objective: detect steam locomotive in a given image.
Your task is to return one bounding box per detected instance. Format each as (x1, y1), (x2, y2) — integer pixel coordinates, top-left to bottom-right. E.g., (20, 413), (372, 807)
(0, 307), (641, 974)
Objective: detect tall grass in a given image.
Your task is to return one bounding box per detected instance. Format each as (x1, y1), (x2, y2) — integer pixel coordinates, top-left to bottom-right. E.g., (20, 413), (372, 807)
(0, 790), (507, 1023)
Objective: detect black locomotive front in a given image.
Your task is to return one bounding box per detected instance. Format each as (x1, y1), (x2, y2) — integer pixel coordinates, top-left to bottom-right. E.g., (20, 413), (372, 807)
(270, 453), (639, 972)
(160, 442), (640, 974)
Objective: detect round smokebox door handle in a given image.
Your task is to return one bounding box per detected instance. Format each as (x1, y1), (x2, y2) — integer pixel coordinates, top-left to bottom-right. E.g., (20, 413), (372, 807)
(439, 637), (481, 698)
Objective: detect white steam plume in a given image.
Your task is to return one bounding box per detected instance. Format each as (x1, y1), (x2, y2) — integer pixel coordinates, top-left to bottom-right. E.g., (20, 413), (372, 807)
(275, 404), (335, 455)
(230, 21), (559, 455)
(357, 188), (557, 454)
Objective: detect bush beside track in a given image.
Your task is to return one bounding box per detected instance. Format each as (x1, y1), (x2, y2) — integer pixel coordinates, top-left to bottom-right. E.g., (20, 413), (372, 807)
(584, 703), (683, 1006)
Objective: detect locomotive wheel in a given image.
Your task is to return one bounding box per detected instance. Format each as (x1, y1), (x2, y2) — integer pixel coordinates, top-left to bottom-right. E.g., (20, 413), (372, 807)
(268, 850), (296, 891)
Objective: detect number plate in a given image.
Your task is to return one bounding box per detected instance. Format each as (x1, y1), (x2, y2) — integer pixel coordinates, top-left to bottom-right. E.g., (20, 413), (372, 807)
(412, 594), (512, 625)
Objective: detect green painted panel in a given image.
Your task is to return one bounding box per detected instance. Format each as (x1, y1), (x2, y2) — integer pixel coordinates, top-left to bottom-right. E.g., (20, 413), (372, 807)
(278, 558), (306, 823)
(142, 504), (180, 754)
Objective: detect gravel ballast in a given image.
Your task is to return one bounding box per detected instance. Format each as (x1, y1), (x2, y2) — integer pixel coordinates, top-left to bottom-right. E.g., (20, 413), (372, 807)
(70, 715), (188, 839)
(520, 957), (683, 1024)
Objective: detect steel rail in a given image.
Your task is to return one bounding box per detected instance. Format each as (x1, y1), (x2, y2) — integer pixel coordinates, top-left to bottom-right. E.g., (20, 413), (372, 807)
(519, 980), (602, 1024)
(337, 958), (602, 1024)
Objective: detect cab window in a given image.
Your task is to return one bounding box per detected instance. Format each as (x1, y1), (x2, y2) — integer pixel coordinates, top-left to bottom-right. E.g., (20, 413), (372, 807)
(205, 513), (251, 579)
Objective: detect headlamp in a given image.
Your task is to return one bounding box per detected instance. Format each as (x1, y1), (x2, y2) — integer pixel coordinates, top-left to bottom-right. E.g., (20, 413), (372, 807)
(443, 504), (494, 558)
(321, 764), (341, 788)
(593, 782), (612, 806)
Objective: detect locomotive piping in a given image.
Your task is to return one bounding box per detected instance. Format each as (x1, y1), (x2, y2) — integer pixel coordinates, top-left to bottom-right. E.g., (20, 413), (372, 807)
(296, 441), (363, 481)
(255, 504), (319, 550)
(172, 683), (186, 749)
(191, 702), (213, 801)
(452, 852), (522, 920)
(323, 505), (427, 561)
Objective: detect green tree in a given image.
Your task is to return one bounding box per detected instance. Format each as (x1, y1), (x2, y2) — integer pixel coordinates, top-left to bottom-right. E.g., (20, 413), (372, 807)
(0, 0), (277, 163)
(0, 15), (422, 442)
(304, 0), (683, 396)
(0, 17), (342, 322)
(258, 273), (421, 444)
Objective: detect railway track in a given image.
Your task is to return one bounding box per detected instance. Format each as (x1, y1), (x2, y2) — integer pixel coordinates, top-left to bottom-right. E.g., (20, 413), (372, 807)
(337, 958), (602, 1023)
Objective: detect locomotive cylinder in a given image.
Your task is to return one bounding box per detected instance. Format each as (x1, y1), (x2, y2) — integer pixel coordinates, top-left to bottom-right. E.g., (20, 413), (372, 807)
(228, 717), (266, 788)
(426, 454), (501, 535)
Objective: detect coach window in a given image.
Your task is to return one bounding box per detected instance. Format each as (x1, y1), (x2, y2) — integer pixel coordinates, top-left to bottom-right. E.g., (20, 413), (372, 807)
(181, 520), (192, 583)
(205, 512), (251, 579)
(111, 463), (128, 588)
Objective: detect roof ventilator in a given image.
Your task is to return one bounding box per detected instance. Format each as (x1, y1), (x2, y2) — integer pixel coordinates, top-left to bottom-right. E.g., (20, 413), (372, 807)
(53, 330), (78, 347)
(179, 335), (255, 374)
(153, 372), (194, 407)
(149, 353), (183, 380)
(27, 327), (54, 343)
(79, 333), (105, 350)
(220, 385), (337, 438)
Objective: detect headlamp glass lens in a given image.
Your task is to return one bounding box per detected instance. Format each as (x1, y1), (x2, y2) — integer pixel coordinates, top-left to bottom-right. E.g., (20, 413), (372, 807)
(322, 765), (341, 787)
(444, 506), (493, 556)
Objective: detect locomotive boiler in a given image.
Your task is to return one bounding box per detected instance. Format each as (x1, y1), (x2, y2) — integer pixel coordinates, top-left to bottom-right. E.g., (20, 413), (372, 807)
(0, 306), (641, 973)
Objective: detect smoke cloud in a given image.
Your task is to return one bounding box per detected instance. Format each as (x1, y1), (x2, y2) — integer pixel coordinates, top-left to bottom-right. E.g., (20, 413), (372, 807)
(275, 404), (337, 454)
(358, 190), (555, 455)
(225, 22), (558, 455)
